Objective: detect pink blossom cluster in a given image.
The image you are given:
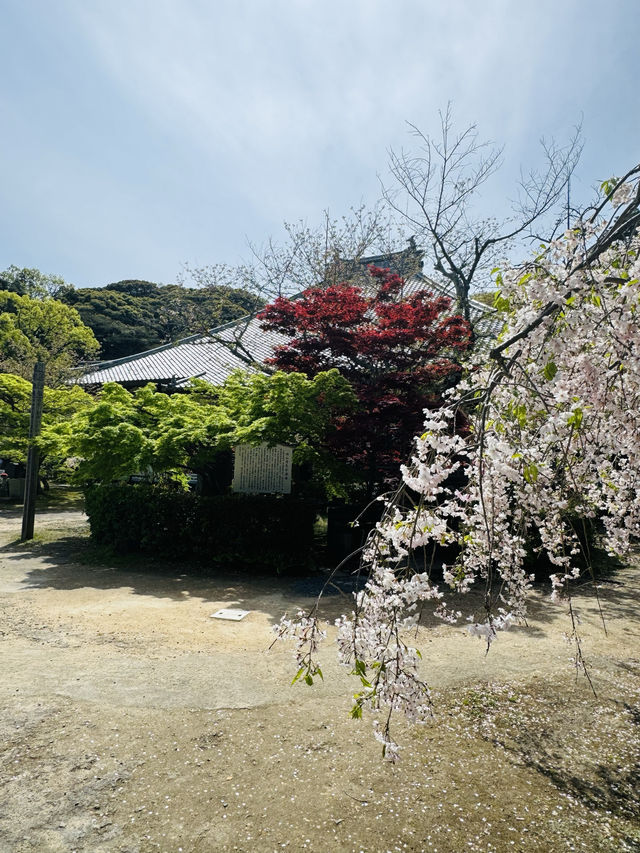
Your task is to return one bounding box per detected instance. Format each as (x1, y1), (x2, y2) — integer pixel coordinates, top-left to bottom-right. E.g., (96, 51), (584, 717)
(276, 173), (640, 756)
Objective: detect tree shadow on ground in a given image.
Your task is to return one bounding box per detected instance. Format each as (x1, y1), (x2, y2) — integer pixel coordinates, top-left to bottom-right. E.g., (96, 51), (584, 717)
(0, 503), (85, 520)
(0, 503), (26, 519)
(0, 531), (365, 620)
(0, 485), (85, 517)
(446, 673), (640, 844)
(2, 524), (638, 631)
(496, 700), (640, 822)
(571, 572), (640, 626)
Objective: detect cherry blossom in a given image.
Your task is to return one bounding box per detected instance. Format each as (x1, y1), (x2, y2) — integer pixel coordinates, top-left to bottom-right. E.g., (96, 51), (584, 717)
(276, 168), (640, 757)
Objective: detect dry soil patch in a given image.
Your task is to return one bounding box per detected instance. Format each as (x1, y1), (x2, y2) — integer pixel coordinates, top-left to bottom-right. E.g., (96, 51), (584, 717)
(1, 506), (639, 852)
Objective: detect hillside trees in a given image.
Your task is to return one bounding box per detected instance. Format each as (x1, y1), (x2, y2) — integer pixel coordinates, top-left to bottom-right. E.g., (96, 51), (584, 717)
(0, 291), (99, 383)
(258, 266), (471, 499)
(57, 287), (165, 360)
(59, 280), (261, 360)
(0, 265), (68, 298)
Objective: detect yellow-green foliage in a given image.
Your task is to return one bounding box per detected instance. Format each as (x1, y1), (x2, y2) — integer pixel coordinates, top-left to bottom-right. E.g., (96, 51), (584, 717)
(62, 369), (356, 488)
(0, 372), (94, 465)
(0, 290), (99, 383)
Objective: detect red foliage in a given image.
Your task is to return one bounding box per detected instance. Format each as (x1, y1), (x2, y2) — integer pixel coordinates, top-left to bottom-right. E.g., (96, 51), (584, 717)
(258, 266), (471, 495)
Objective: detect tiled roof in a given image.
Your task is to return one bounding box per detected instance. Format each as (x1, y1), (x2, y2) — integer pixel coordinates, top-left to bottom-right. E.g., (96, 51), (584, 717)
(77, 316), (289, 388)
(76, 272), (500, 389)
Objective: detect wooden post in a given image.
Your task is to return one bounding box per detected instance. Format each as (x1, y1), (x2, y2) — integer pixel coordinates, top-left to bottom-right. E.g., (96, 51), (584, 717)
(21, 362), (46, 542)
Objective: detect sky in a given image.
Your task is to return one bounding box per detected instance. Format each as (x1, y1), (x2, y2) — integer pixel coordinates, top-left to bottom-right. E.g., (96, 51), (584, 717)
(1, 0), (638, 289)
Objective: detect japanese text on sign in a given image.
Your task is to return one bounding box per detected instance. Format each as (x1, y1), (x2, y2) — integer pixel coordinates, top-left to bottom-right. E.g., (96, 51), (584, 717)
(232, 443), (292, 494)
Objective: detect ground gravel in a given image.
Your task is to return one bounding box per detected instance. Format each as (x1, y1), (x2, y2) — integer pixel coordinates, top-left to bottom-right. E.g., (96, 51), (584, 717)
(1, 504), (639, 852)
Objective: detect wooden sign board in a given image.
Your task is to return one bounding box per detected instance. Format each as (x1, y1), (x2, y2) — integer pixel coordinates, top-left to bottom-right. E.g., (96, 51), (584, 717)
(232, 443), (292, 494)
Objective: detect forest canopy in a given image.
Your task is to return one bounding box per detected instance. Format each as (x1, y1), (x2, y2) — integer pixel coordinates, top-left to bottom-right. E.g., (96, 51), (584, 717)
(59, 279), (262, 360)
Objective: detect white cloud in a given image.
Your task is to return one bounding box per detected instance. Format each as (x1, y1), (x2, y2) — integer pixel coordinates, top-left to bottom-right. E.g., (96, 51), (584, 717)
(2, 0), (638, 284)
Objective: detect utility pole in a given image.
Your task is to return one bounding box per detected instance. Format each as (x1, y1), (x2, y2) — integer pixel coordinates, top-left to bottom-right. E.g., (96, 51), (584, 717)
(21, 361), (45, 542)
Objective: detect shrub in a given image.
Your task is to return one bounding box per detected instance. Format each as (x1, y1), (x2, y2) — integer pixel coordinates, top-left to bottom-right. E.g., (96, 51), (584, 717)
(84, 484), (317, 571)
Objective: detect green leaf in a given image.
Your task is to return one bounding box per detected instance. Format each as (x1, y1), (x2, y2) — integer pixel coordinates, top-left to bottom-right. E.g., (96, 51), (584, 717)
(542, 361), (558, 381)
(508, 402), (528, 428)
(353, 659), (367, 677)
(304, 673), (314, 686)
(291, 666), (305, 686)
(493, 291), (510, 312)
(567, 408), (583, 430)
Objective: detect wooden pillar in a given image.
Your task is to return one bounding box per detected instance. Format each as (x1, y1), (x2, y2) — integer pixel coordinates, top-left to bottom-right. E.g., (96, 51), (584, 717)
(21, 362), (45, 542)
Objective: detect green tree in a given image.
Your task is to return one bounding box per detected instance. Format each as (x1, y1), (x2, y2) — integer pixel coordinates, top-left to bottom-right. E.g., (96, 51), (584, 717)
(0, 372), (94, 480)
(0, 265), (68, 299)
(0, 291), (100, 384)
(60, 281), (262, 359)
(62, 370), (355, 496)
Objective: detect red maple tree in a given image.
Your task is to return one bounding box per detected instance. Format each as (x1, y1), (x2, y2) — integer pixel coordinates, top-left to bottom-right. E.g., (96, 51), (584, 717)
(258, 266), (471, 498)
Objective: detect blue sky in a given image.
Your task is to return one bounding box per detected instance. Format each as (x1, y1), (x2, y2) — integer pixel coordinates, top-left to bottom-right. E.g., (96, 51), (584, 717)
(1, 0), (638, 288)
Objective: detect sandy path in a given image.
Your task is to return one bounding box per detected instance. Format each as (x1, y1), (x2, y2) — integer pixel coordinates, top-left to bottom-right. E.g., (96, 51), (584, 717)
(1, 506), (639, 852)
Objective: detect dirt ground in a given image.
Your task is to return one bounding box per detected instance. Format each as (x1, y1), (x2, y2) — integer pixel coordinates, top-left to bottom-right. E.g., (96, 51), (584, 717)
(1, 502), (639, 853)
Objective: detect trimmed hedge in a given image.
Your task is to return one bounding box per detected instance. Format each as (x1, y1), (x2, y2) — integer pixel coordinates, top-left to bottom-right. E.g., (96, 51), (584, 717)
(84, 484), (317, 571)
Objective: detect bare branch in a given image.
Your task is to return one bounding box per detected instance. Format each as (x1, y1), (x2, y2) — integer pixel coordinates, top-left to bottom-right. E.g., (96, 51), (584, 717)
(179, 206), (408, 365)
(383, 107), (583, 322)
